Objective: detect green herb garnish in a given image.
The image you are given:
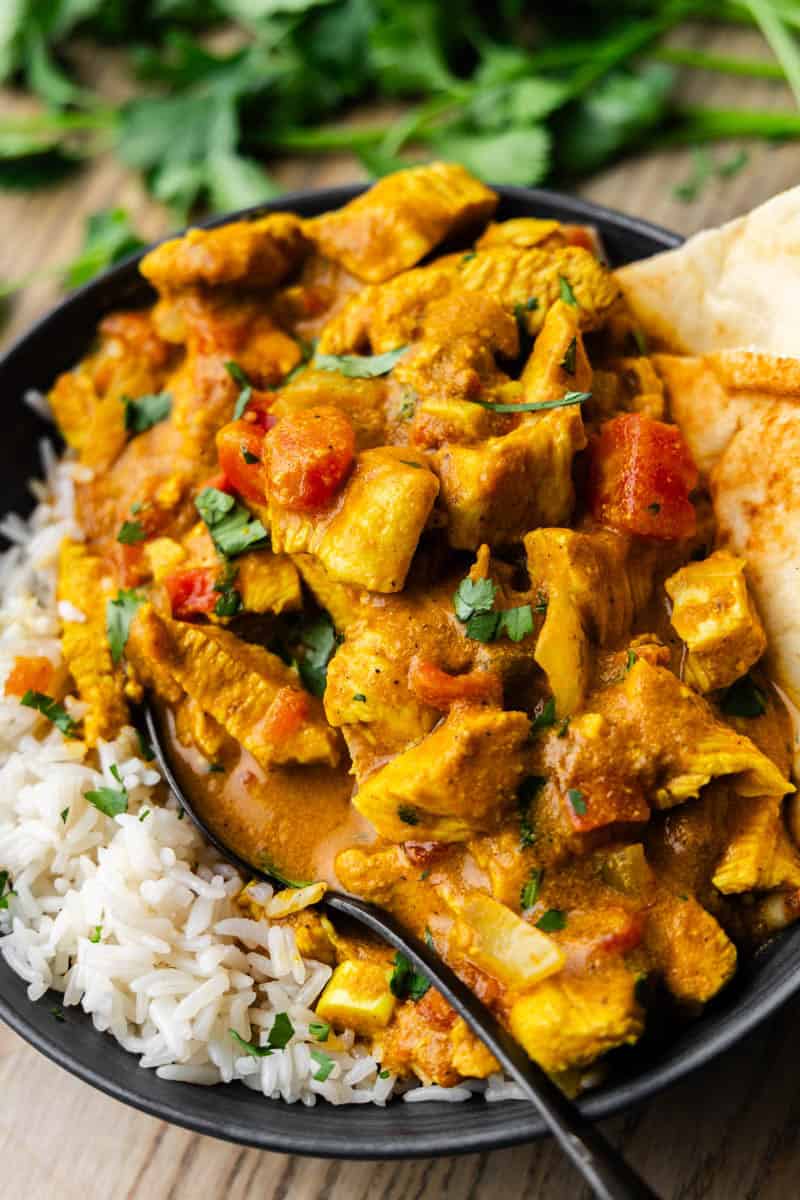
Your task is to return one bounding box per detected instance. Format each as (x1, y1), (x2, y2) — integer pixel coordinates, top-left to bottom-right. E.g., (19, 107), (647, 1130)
(471, 391), (590, 415)
(85, 764), (128, 818)
(89, 925), (102, 943)
(536, 909), (567, 932)
(389, 952), (430, 1002)
(531, 698), (557, 733)
(225, 360), (253, 420)
(309, 1020), (330, 1042)
(195, 487), (268, 559)
(310, 1048), (335, 1081)
(558, 276), (577, 306)
(720, 674), (767, 718)
(0, 870), (15, 910)
(123, 391), (172, 435)
(560, 337), (577, 375)
(521, 868), (543, 911)
(106, 589), (145, 663)
(268, 1012), (295, 1050)
(397, 805), (420, 826)
(353, 693), (367, 702)
(314, 346), (407, 378)
(60, 807), (69, 824)
(117, 519), (146, 545)
(242, 448), (260, 465)
(295, 612), (338, 698)
(567, 788), (587, 816)
(230, 1029), (271, 1058)
(20, 690), (76, 737)
(518, 775), (545, 848)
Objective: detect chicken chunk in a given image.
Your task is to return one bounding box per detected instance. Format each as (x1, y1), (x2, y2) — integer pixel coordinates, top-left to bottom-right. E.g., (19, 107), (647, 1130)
(304, 162), (497, 283)
(292, 555), (364, 632)
(140, 212), (308, 291)
(509, 965), (644, 1074)
(520, 299), (592, 404)
(269, 447), (439, 593)
(644, 894), (736, 1005)
(459, 244), (620, 334)
(127, 606), (340, 767)
(666, 550), (767, 693)
(433, 405), (586, 550)
(316, 263), (456, 356)
(236, 549), (302, 614)
(713, 795), (800, 892)
(353, 705), (531, 842)
(525, 527), (657, 716)
(476, 218), (567, 252)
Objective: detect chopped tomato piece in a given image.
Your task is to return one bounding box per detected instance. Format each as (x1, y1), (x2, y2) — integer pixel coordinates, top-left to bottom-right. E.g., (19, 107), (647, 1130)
(216, 420), (266, 504)
(5, 655), (54, 697)
(165, 567), (217, 619)
(408, 659), (503, 709)
(259, 687), (311, 742)
(588, 412), (698, 539)
(561, 224), (600, 254)
(265, 405), (355, 510)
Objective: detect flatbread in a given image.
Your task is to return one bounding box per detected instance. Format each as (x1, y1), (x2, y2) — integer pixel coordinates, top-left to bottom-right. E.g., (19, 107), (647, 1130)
(617, 186), (800, 357)
(616, 200), (800, 733)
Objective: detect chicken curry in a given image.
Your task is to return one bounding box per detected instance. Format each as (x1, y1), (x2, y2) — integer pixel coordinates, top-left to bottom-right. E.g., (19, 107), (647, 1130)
(36, 163), (800, 1092)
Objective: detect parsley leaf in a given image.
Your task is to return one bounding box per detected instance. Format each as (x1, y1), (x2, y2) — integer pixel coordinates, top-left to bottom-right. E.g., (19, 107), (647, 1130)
(721, 674), (767, 718)
(531, 698), (557, 733)
(106, 589), (145, 664)
(310, 1048), (335, 1081)
(568, 788), (587, 816)
(225, 360), (253, 420)
(314, 346), (408, 378)
(536, 909), (567, 932)
(389, 952), (430, 1002)
(20, 690), (76, 737)
(123, 391), (172, 435)
(195, 487), (268, 559)
(521, 868), (543, 911)
(64, 208), (145, 289)
(117, 519), (146, 545)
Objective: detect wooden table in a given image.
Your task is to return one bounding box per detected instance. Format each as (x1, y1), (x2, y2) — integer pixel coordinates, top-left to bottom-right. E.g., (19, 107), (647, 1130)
(3, 22), (800, 1200)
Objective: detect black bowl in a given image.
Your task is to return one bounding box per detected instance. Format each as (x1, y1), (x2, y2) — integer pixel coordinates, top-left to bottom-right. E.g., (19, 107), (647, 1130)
(2, 185), (798, 1159)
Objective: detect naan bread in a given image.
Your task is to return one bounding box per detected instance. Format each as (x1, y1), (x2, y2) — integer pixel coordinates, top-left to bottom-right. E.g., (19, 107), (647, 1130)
(617, 186), (800, 357)
(616, 196), (800, 737)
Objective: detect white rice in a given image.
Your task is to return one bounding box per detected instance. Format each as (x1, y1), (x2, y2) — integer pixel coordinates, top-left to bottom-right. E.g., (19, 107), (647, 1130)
(0, 447), (519, 1106)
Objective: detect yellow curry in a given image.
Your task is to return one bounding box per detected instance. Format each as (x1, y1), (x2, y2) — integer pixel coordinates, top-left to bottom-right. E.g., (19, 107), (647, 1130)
(32, 162), (800, 1092)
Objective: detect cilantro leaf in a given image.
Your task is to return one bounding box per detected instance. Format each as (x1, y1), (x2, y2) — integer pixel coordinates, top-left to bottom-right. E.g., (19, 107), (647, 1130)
(531, 697), (557, 733)
(268, 1012), (294, 1050)
(20, 690), (76, 737)
(389, 952), (430, 1002)
(453, 576), (498, 622)
(0, 870), (14, 910)
(295, 612), (338, 698)
(568, 788), (587, 816)
(106, 589), (145, 664)
(471, 391), (590, 414)
(89, 925), (102, 943)
(465, 611), (501, 642)
(536, 909), (567, 933)
(195, 487), (268, 559)
(521, 868), (543, 911)
(558, 276), (577, 306)
(497, 605), (534, 643)
(560, 337), (577, 375)
(63, 208), (145, 290)
(230, 1029), (271, 1058)
(117, 520), (146, 545)
(225, 360), (253, 420)
(721, 675), (767, 718)
(85, 769), (128, 818)
(314, 346), (408, 378)
(397, 805), (420, 826)
(123, 391), (172, 435)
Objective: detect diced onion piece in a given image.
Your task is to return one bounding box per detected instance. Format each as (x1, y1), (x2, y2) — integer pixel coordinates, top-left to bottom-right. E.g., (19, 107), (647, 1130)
(265, 880), (327, 919)
(447, 891), (565, 989)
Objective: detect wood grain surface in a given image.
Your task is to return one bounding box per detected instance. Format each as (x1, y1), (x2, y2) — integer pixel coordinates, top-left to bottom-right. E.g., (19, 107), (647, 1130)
(2, 22), (800, 1200)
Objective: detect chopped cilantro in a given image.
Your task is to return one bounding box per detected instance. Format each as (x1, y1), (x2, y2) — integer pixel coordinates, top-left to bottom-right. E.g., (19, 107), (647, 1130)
(89, 925), (102, 943)
(465, 611), (501, 642)
(521, 868), (543, 911)
(560, 337), (577, 375)
(117, 519), (146, 545)
(85, 766), (128, 818)
(122, 391), (172, 435)
(471, 390), (590, 415)
(310, 1048), (335, 1081)
(225, 360), (253, 420)
(296, 612), (338, 698)
(353, 693), (367, 703)
(453, 576), (531, 644)
(568, 788), (587, 816)
(536, 909), (567, 932)
(136, 729), (155, 761)
(398, 390), (417, 419)
(208, 763), (225, 773)
(399, 459), (424, 469)
(214, 587), (242, 618)
(309, 1020), (330, 1042)
(626, 649), (638, 672)
(242, 448), (260, 465)
(379, 1069), (391, 1079)
(497, 605), (534, 643)
(647, 502), (661, 514)
(0, 870), (15, 910)
(721, 674), (767, 718)
(195, 487), (268, 559)
(314, 346), (408, 378)
(460, 252), (477, 264)
(558, 276), (577, 306)
(557, 717), (570, 738)
(531, 697), (557, 733)
(424, 926), (435, 950)
(139, 809), (150, 822)
(518, 775), (545, 848)
(453, 576), (498, 623)
(51, 1005), (65, 1022)
(389, 952), (430, 1002)
(397, 805), (420, 826)
(20, 690), (77, 737)
(230, 1029), (271, 1058)
(106, 589), (145, 663)
(60, 807), (69, 824)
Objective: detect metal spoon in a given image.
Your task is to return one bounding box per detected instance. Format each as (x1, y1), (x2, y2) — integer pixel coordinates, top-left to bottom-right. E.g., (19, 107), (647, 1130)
(144, 704), (659, 1200)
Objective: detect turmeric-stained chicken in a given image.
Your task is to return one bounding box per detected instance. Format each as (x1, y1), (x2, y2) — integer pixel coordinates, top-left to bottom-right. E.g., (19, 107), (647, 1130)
(41, 162), (800, 1096)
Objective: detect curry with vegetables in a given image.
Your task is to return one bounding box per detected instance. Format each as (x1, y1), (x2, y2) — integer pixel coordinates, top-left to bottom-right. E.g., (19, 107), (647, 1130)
(33, 163), (800, 1092)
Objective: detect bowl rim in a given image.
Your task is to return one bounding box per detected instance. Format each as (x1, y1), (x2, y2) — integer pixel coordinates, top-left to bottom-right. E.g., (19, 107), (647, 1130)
(3, 182), (798, 1160)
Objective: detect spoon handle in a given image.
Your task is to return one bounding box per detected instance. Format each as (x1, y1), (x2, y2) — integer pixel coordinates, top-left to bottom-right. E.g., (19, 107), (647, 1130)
(329, 893), (661, 1200)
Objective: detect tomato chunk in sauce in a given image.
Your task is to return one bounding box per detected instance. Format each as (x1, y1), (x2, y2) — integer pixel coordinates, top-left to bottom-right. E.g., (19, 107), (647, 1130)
(588, 412), (698, 539)
(265, 405), (355, 510)
(216, 420), (266, 505)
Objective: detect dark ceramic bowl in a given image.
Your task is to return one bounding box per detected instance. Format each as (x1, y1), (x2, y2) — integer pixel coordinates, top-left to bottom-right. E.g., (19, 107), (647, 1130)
(2, 185), (798, 1159)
